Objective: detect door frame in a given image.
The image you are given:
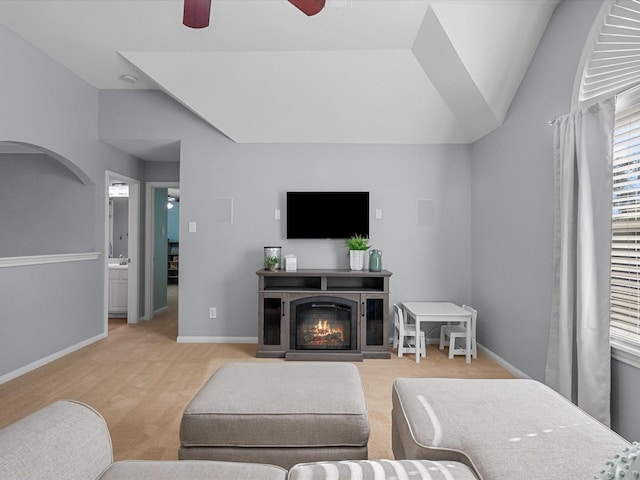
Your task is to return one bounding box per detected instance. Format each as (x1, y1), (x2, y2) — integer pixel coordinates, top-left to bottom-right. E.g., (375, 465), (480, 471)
(144, 181), (179, 321)
(104, 171), (140, 328)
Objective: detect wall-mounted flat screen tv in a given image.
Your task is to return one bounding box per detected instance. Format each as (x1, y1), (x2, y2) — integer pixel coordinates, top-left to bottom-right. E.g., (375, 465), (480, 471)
(286, 191), (369, 239)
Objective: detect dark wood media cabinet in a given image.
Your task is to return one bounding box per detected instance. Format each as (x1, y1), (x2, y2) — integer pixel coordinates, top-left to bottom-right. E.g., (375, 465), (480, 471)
(256, 269), (392, 360)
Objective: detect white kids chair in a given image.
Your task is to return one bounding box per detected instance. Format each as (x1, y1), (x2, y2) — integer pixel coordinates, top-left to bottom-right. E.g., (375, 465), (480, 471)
(439, 304), (477, 360)
(393, 303), (426, 360)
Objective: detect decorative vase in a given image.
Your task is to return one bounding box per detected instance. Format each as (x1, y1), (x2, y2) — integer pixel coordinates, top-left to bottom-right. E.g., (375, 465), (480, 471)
(369, 249), (382, 272)
(349, 250), (365, 271)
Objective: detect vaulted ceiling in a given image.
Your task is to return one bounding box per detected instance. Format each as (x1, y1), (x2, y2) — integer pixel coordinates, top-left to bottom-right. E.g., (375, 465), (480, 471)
(0, 0), (560, 146)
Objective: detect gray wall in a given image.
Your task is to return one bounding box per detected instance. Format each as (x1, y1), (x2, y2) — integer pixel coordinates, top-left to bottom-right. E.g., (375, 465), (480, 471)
(471, 0), (640, 442)
(611, 360), (640, 440)
(99, 90), (472, 340)
(144, 161), (180, 183)
(470, 0), (600, 381)
(0, 24), (142, 378)
(0, 153), (94, 257)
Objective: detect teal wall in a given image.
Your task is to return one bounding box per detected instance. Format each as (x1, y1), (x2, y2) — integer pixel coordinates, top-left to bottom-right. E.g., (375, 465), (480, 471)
(168, 200), (179, 243)
(153, 188), (168, 312)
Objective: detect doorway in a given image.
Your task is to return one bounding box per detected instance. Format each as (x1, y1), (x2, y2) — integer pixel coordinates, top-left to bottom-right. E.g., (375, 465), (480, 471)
(145, 182), (180, 321)
(105, 172), (140, 328)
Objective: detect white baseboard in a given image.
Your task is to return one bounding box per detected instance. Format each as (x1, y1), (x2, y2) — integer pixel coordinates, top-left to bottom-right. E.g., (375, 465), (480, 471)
(138, 305), (168, 322)
(477, 343), (530, 379)
(153, 306), (169, 316)
(0, 332), (107, 385)
(177, 336), (258, 344)
(389, 336), (530, 380)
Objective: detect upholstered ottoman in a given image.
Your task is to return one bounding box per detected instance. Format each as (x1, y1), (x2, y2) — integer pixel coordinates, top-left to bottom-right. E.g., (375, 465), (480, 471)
(391, 378), (630, 480)
(179, 362), (369, 469)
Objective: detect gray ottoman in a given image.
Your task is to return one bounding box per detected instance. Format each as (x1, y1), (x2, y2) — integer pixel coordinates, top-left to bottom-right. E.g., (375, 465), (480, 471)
(179, 362), (370, 469)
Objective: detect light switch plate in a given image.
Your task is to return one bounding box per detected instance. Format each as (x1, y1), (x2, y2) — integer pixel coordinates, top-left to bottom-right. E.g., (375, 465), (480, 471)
(189, 221), (197, 233)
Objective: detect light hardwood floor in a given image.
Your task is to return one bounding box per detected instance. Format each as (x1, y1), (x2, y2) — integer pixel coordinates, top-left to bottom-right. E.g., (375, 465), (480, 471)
(0, 285), (514, 461)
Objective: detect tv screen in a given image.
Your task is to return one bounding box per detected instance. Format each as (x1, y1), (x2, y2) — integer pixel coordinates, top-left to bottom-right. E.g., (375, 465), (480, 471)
(286, 191), (369, 239)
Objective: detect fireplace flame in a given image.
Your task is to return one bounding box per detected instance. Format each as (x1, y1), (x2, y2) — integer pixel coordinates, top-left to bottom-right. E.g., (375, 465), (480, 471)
(298, 316), (349, 349)
(312, 319), (344, 342)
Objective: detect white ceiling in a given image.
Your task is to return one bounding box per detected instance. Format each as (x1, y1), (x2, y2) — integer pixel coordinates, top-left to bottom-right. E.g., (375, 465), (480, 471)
(0, 0), (560, 150)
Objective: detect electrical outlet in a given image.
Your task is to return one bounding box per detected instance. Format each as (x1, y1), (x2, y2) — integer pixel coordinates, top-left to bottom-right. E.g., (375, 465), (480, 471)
(209, 307), (217, 319)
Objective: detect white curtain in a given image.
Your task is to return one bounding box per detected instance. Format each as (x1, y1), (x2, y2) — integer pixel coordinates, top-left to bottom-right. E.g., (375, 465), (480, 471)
(545, 97), (615, 426)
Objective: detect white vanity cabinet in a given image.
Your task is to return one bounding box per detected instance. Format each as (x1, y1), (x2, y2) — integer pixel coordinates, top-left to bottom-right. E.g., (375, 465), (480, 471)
(108, 265), (128, 314)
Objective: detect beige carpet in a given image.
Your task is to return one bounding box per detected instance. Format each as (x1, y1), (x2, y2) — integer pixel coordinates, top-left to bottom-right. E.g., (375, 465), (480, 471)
(0, 286), (514, 461)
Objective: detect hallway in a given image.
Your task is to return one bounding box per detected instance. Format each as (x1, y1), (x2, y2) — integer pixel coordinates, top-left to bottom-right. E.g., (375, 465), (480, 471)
(109, 284), (178, 336)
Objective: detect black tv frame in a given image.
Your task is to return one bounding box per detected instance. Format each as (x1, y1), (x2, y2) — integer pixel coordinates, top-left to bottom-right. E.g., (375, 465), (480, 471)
(286, 191), (369, 240)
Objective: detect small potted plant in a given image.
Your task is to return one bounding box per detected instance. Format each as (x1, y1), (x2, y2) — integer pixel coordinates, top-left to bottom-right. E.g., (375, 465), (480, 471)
(345, 234), (370, 271)
(264, 255), (279, 272)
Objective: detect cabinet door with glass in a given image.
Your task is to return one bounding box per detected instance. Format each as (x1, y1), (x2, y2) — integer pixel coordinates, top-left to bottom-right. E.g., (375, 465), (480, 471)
(258, 293), (289, 356)
(360, 293), (388, 355)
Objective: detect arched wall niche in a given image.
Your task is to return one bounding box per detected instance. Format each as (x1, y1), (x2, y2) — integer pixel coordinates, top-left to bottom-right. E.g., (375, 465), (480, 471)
(0, 141), (94, 186)
(0, 140), (97, 258)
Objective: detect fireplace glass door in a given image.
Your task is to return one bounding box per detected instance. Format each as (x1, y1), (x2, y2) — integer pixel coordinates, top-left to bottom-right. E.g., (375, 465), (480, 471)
(291, 297), (357, 350)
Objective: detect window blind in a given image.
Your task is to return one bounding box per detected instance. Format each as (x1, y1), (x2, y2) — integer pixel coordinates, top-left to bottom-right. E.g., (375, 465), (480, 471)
(611, 100), (640, 342)
(580, 2), (640, 105)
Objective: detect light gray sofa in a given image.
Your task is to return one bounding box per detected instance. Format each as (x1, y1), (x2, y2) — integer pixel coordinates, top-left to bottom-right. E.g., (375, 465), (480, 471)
(392, 378), (632, 480)
(0, 398), (480, 480)
(0, 400), (287, 480)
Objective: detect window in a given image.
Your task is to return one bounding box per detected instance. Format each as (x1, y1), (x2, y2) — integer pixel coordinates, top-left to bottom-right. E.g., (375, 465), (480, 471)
(578, 2), (640, 107)
(611, 94), (640, 353)
(576, 0), (640, 364)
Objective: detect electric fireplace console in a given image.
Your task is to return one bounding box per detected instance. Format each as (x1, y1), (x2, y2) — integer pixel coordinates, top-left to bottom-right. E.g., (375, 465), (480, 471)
(256, 269), (392, 360)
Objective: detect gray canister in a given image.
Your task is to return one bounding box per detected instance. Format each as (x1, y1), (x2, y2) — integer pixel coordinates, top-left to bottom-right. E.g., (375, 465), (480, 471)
(264, 246), (282, 270)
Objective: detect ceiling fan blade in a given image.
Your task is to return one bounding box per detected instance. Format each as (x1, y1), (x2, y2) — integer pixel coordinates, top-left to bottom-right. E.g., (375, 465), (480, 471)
(183, 0), (211, 29)
(288, 0), (326, 16)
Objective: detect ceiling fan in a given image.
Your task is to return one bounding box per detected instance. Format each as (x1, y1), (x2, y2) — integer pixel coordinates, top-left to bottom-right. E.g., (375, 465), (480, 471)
(183, 0), (326, 29)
